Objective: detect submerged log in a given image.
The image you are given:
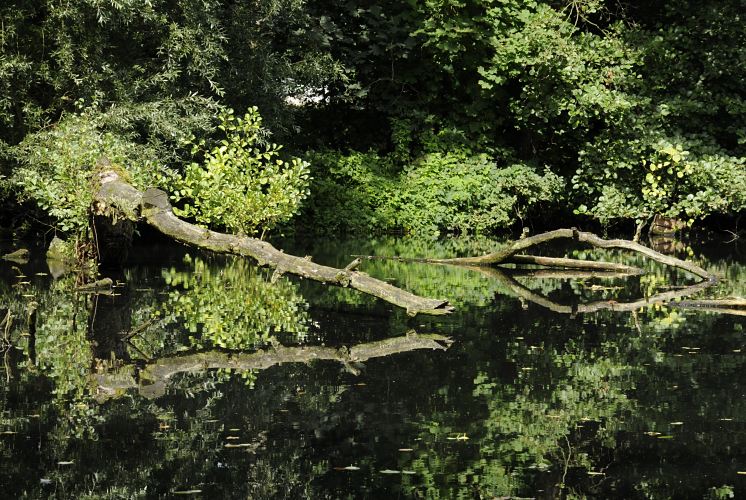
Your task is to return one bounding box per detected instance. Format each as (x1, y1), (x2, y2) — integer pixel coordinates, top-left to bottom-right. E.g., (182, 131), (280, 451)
(93, 171), (453, 316)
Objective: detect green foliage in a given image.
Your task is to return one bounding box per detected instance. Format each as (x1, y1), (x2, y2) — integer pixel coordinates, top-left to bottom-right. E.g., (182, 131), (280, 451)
(303, 146), (562, 235)
(574, 135), (746, 225)
(168, 107), (310, 237)
(10, 105), (164, 233)
(392, 152), (562, 234)
(301, 150), (399, 234)
(2, 0), (745, 235)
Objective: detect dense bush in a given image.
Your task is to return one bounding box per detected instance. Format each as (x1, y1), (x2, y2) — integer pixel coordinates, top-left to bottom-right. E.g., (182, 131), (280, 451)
(302, 144), (562, 236)
(10, 104), (170, 233)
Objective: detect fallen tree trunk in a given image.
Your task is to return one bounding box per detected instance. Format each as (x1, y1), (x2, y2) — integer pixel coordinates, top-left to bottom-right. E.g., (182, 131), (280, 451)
(93, 171), (453, 316)
(381, 228), (714, 280)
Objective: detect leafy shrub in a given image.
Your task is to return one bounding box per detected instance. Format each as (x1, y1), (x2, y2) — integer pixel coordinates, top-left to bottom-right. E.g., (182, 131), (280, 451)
(574, 134), (746, 226)
(302, 146), (562, 236)
(301, 150), (399, 233)
(167, 107), (310, 237)
(392, 152), (563, 234)
(10, 105), (163, 233)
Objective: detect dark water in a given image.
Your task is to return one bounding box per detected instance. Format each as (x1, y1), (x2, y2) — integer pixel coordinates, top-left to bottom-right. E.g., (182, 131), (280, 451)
(0, 236), (744, 499)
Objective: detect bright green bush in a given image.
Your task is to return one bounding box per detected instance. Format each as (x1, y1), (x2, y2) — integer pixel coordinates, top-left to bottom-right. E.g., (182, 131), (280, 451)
(392, 152), (563, 234)
(168, 107), (310, 237)
(302, 145), (562, 236)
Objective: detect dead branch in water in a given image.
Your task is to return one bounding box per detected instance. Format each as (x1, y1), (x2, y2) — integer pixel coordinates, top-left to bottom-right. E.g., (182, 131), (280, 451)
(361, 228), (714, 280)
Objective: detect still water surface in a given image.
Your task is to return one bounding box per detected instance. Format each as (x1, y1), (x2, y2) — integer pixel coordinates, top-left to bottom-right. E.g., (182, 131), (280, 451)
(0, 236), (744, 498)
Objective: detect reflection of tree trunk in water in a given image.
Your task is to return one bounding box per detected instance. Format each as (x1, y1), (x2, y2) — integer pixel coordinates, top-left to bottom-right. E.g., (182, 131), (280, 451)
(92, 214), (134, 268)
(93, 171), (452, 316)
(470, 266), (718, 315)
(86, 274), (132, 364)
(670, 298), (746, 316)
(93, 332), (452, 400)
(27, 305), (37, 366)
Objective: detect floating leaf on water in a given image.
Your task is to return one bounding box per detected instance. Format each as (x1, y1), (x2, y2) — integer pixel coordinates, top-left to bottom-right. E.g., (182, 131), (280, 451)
(333, 465), (361, 471)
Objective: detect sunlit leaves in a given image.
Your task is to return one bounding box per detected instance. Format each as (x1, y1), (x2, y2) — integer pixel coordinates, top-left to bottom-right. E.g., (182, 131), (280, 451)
(167, 107), (310, 237)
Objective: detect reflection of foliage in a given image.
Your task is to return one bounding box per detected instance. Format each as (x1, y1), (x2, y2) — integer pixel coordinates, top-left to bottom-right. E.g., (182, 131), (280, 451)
(402, 336), (637, 498)
(35, 280), (91, 401)
(161, 255), (311, 349)
(288, 236), (513, 309)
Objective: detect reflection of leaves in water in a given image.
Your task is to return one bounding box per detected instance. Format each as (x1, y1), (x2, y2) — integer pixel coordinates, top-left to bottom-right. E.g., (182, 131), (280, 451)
(161, 255), (310, 349)
(35, 279), (91, 401)
(4, 275), (101, 442)
(403, 337), (636, 498)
